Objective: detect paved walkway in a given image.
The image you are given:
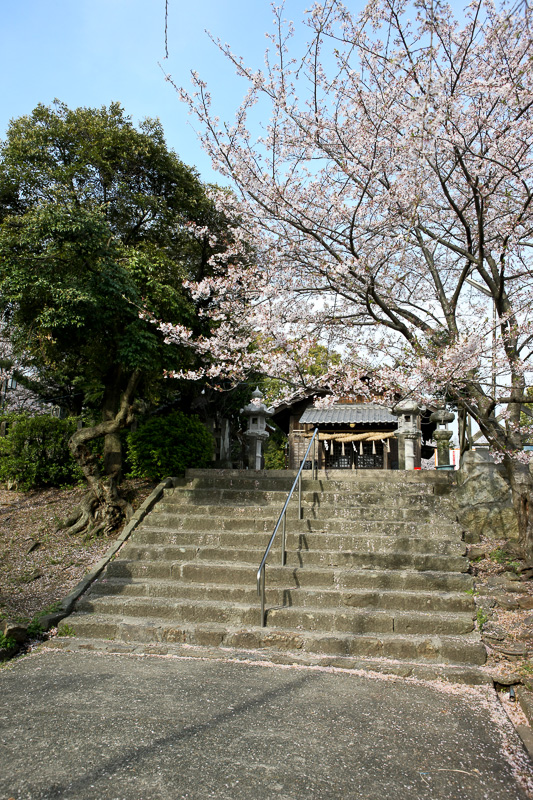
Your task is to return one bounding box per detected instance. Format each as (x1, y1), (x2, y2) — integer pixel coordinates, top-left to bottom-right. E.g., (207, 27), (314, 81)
(0, 649), (532, 799)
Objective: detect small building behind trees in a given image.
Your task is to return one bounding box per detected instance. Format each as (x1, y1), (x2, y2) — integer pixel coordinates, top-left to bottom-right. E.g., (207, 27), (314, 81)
(271, 395), (438, 471)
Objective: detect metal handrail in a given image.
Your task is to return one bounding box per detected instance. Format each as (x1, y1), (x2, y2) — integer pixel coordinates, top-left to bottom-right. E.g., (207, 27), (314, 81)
(256, 428), (319, 627)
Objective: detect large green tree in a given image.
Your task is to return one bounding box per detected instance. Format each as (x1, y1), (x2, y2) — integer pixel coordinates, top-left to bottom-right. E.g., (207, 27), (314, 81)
(0, 101), (229, 535)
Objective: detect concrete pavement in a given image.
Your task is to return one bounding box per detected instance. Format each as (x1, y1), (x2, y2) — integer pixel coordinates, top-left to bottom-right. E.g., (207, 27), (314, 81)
(0, 648), (532, 800)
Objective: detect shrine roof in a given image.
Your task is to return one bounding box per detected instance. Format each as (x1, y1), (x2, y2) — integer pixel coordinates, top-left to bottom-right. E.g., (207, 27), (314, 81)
(299, 403), (396, 426)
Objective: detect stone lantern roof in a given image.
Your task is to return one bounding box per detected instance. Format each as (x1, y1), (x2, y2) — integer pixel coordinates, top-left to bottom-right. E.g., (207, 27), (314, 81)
(241, 387), (274, 421)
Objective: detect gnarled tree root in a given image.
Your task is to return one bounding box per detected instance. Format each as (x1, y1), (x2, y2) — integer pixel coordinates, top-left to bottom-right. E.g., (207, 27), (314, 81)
(60, 491), (132, 540)
(61, 369), (140, 540)
(61, 493), (98, 536)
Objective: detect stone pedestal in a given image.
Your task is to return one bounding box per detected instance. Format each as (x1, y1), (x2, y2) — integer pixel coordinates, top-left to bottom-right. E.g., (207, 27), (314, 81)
(393, 400), (422, 470)
(247, 432), (269, 470)
(430, 408), (455, 470)
(404, 431), (422, 470)
(434, 429), (453, 468)
(394, 433), (406, 470)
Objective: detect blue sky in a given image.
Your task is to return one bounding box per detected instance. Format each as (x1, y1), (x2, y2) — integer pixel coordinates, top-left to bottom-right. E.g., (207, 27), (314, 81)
(0, 0), (317, 184)
(1, 0), (471, 185)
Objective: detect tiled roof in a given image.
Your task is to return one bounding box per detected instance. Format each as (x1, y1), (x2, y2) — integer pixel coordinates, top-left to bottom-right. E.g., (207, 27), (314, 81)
(299, 404), (396, 425)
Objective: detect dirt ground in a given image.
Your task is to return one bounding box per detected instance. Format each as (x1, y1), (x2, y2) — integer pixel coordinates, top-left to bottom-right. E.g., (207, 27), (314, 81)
(0, 479), (156, 625)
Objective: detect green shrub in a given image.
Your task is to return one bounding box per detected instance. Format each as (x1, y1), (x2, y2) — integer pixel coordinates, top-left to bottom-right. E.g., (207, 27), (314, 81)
(0, 414), (82, 490)
(126, 411), (215, 480)
(264, 428), (288, 469)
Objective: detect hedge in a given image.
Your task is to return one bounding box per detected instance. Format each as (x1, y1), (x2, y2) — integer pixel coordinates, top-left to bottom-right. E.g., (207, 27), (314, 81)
(126, 411), (214, 480)
(0, 414), (82, 489)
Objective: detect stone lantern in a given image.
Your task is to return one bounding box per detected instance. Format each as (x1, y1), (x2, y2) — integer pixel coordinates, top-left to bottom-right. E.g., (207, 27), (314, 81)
(241, 388), (274, 470)
(430, 408), (455, 470)
(393, 400), (422, 470)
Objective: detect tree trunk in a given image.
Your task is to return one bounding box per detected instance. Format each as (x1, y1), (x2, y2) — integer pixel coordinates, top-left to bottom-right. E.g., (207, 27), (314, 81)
(63, 369), (140, 538)
(505, 458), (533, 562)
(102, 368), (124, 483)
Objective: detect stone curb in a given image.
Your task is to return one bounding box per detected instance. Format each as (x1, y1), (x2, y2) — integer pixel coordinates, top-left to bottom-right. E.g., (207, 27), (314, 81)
(515, 725), (533, 761)
(517, 686), (533, 727)
(42, 637), (493, 685)
(40, 477), (175, 631)
(515, 685), (533, 760)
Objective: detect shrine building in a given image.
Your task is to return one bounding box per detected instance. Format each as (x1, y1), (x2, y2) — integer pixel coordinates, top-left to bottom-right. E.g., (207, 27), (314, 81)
(271, 395), (438, 471)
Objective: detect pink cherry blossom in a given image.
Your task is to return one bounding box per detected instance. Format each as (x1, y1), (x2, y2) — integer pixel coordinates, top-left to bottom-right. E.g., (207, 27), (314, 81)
(159, 0), (533, 553)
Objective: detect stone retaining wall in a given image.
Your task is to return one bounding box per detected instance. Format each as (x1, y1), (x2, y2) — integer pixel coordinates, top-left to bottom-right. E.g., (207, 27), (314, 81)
(456, 450), (519, 543)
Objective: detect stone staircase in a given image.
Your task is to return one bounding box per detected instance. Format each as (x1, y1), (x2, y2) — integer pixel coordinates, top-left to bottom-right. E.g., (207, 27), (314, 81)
(63, 469), (487, 681)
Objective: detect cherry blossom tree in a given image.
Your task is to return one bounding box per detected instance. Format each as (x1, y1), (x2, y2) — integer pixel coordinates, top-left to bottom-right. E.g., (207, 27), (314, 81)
(160, 0), (533, 556)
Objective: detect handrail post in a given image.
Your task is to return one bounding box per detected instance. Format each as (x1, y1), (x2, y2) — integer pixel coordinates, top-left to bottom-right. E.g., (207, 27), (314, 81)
(298, 471), (302, 519)
(281, 512), (286, 566)
(260, 568), (265, 627)
(313, 434), (317, 479)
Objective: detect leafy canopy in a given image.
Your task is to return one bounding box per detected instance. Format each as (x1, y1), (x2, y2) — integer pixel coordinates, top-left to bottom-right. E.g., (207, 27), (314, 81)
(0, 101), (220, 411)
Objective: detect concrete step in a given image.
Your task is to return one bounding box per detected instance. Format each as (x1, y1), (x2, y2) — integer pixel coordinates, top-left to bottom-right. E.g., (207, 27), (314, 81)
(88, 577), (475, 613)
(118, 543), (469, 572)
(154, 502), (454, 523)
(132, 528), (466, 556)
(75, 594), (475, 636)
(44, 636), (492, 685)
(105, 560), (474, 591)
(183, 468), (455, 489)
(62, 613), (485, 666)
(59, 468), (484, 674)
(165, 488), (454, 508)
(143, 515), (462, 539)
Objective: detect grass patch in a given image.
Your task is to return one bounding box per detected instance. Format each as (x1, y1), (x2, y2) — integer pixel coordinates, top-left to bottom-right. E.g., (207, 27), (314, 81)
(476, 608), (489, 628)
(57, 624), (75, 637)
(489, 549), (522, 574)
(27, 601), (63, 638)
(0, 633), (18, 650)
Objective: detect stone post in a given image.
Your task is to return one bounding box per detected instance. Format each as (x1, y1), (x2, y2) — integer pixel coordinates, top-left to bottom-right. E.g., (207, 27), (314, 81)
(403, 432), (420, 470)
(393, 400), (422, 470)
(395, 433), (406, 470)
(219, 418), (232, 467)
(241, 388), (274, 470)
(430, 409), (455, 470)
